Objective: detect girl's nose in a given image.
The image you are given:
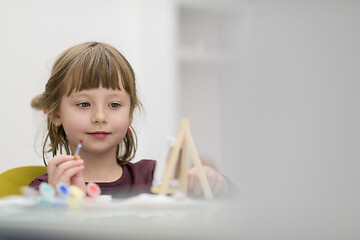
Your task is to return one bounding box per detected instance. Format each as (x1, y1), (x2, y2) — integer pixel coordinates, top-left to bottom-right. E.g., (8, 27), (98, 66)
(91, 107), (108, 124)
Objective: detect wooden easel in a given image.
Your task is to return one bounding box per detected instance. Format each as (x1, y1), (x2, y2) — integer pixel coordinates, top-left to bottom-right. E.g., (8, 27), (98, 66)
(151, 119), (213, 199)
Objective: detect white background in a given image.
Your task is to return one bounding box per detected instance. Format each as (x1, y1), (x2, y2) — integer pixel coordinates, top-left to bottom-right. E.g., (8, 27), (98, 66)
(0, 0), (359, 239)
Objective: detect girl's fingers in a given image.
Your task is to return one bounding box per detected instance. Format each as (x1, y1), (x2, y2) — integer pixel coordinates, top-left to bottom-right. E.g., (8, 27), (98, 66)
(47, 155), (75, 176)
(187, 167), (197, 193)
(187, 174), (194, 193)
(187, 167), (203, 195)
(187, 165), (229, 196)
(53, 160), (84, 180)
(48, 157), (84, 187)
(54, 160), (84, 181)
(57, 165), (85, 185)
(48, 154), (75, 166)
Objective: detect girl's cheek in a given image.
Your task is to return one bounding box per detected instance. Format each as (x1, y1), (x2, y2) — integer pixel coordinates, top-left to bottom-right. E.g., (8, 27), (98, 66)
(62, 118), (85, 136)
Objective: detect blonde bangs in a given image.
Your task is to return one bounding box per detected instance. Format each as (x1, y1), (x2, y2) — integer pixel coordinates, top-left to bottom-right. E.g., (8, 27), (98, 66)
(64, 44), (123, 96)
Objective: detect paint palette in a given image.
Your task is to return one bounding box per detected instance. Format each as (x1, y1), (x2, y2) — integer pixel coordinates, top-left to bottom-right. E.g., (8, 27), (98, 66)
(33, 182), (104, 207)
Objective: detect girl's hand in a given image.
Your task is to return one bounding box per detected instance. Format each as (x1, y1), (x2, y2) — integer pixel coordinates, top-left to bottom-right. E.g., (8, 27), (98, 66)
(187, 165), (229, 197)
(47, 154), (86, 190)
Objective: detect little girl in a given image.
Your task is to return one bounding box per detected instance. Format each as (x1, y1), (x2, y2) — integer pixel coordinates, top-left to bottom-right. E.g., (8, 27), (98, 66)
(29, 42), (228, 198)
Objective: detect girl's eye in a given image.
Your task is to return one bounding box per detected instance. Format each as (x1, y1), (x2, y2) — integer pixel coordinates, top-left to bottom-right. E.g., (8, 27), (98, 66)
(77, 102), (90, 108)
(109, 103), (121, 108)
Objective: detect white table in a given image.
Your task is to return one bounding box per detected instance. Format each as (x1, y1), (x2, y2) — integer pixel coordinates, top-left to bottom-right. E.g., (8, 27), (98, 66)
(0, 194), (241, 240)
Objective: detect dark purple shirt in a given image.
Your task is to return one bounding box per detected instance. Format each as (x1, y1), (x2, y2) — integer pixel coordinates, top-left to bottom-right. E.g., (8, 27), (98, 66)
(29, 159), (156, 198)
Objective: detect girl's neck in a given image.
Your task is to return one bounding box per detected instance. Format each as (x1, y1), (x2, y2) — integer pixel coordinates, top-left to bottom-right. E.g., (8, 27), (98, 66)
(80, 150), (123, 183)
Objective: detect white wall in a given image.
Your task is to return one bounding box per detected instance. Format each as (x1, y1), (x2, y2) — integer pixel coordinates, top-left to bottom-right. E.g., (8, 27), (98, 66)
(222, 0), (360, 239)
(0, 0), (177, 171)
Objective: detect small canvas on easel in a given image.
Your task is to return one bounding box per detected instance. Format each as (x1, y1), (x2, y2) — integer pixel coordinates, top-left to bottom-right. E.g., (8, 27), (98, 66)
(151, 119), (213, 199)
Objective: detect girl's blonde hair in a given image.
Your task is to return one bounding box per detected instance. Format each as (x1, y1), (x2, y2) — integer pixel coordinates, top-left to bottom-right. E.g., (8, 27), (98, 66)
(31, 42), (141, 166)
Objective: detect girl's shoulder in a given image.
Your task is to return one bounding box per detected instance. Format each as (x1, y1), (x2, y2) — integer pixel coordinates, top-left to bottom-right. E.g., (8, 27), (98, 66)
(126, 159), (156, 168)
(28, 173), (48, 190)
(122, 159), (156, 182)
(124, 159), (156, 175)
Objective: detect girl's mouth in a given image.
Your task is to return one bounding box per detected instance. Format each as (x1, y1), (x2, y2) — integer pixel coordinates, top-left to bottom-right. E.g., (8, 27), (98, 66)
(88, 131), (110, 139)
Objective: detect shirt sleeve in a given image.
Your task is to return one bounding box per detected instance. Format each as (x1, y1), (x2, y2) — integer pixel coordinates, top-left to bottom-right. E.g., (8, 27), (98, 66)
(29, 173), (49, 190)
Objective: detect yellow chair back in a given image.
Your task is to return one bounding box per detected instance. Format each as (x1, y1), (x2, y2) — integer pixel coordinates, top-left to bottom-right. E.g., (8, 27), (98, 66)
(0, 166), (47, 198)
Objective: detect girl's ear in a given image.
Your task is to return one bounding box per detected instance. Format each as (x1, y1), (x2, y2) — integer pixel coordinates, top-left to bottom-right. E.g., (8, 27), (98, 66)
(48, 111), (62, 127)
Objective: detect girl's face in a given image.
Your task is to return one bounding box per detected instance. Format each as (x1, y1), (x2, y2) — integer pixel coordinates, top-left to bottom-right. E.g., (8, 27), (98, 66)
(54, 85), (132, 157)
